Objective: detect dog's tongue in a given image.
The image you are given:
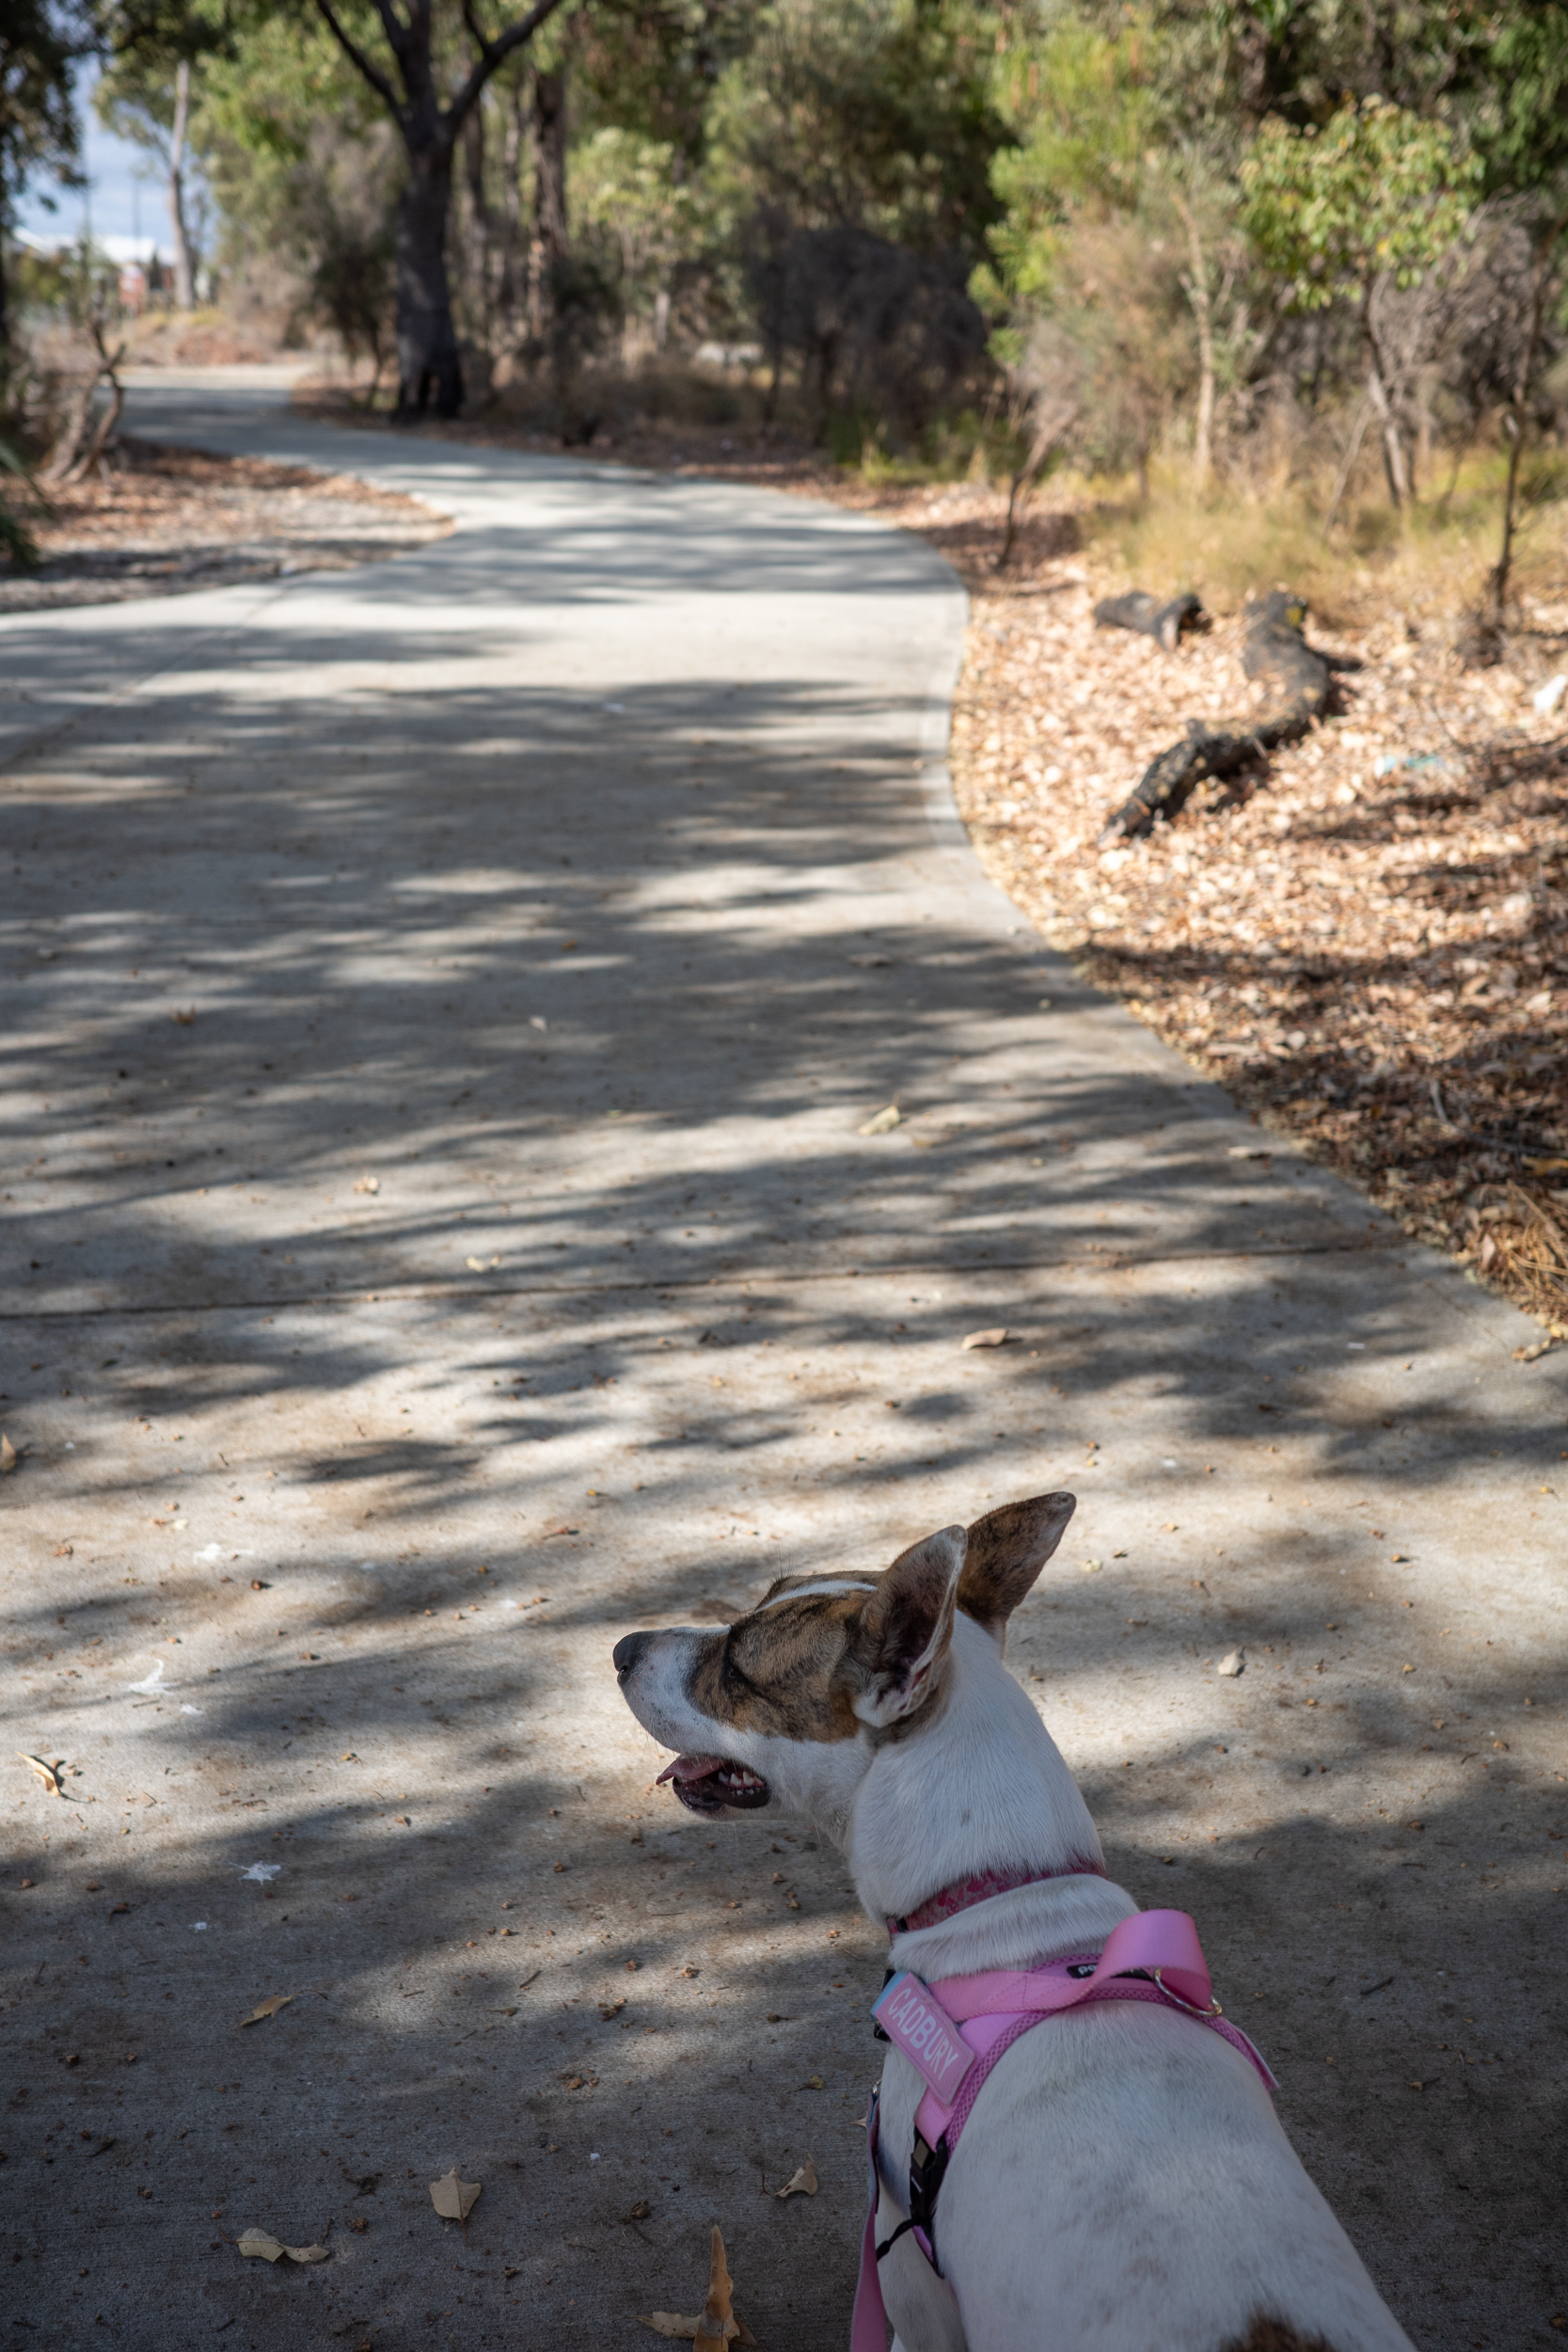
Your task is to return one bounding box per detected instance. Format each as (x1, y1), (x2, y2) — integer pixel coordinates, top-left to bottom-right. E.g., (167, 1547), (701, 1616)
(656, 1754), (723, 1787)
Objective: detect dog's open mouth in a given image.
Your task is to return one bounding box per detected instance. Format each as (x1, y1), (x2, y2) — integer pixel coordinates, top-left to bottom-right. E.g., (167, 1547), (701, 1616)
(655, 1753), (770, 1816)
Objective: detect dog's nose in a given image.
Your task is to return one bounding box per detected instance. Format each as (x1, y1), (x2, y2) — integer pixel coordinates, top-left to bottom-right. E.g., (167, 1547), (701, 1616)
(613, 1630), (654, 1678)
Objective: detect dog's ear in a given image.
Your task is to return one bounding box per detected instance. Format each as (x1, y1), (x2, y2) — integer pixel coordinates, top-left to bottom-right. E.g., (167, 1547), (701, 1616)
(852, 1524), (966, 1728)
(958, 1493), (1076, 1640)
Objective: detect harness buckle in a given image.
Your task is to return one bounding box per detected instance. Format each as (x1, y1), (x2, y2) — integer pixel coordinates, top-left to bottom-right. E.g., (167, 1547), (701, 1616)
(908, 2130), (952, 2276)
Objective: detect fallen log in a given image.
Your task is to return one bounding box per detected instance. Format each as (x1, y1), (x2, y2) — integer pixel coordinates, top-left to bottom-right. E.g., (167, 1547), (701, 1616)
(1099, 591), (1335, 844)
(1093, 588), (1206, 651)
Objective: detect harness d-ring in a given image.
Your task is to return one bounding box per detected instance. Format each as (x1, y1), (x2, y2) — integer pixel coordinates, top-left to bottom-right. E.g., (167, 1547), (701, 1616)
(1150, 1966), (1223, 2018)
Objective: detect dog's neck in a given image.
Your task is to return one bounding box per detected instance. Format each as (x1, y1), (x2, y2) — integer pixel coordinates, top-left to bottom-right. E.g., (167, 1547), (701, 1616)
(846, 1614), (1138, 1976)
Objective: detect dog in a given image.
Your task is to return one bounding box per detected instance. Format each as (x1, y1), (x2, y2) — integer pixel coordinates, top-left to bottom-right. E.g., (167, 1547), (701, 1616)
(612, 1493), (1418, 2352)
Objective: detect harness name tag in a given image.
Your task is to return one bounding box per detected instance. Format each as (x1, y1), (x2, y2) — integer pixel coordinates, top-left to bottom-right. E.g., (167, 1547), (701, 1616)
(873, 1972), (975, 2106)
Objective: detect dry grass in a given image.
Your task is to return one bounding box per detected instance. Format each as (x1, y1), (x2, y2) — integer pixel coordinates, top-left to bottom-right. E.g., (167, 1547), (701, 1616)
(1094, 445), (1568, 634)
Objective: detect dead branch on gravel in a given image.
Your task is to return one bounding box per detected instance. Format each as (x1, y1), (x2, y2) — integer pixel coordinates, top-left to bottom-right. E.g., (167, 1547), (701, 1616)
(43, 321), (128, 488)
(1094, 589), (1207, 651)
(1099, 591), (1341, 843)
(1460, 1182), (1568, 1326)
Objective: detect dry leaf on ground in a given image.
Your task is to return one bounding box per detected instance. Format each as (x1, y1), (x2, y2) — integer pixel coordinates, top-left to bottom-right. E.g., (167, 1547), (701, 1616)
(641, 2223), (758, 2347)
(428, 2167), (482, 2220)
(235, 2229), (329, 2264)
(638, 2324), (758, 2346)
(857, 1104), (900, 1135)
(961, 1327), (1010, 1349)
(939, 522), (1568, 1340)
(696, 2225), (736, 2352)
(775, 2155), (818, 2200)
(238, 1993), (294, 2026)
(0, 1435), (16, 1474)
(18, 1753), (64, 1796)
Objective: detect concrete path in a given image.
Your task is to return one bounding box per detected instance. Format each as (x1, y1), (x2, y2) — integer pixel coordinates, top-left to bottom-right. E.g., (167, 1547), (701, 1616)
(3, 376), (1561, 2352)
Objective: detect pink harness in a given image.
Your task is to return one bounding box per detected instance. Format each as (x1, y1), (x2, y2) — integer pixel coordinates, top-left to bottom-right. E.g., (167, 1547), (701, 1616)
(850, 1904), (1277, 2352)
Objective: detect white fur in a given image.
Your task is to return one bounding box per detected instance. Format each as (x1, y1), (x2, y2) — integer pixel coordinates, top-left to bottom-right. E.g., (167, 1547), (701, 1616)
(754, 1579), (879, 1611)
(617, 1605), (1418, 2351)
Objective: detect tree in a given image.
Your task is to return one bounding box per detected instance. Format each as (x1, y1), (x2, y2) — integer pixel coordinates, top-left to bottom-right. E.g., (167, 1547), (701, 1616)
(1467, 2), (1568, 620)
(96, 45), (209, 306)
(307, 0), (577, 418)
(0, 0), (95, 374)
(572, 124), (704, 356)
(705, 0), (1006, 265)
(1242, 97), (1480, 506)
(197, 11), (401, 371)
(977, 17), (1249, 501)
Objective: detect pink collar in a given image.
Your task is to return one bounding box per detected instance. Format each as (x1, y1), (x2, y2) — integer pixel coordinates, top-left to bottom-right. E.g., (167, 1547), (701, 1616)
(886, 1856), (1106, 1939)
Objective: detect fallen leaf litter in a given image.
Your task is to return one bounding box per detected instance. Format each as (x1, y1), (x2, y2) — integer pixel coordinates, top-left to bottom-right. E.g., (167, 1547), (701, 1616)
(640, 2223), (756, 2346)
(428, 2167), (482, 2221)
(237, 1993), (294, 2026)
(691, 456), (1567, 1337)
(942, 537), (1568, 1339)
(236, 2229), (329, 2265)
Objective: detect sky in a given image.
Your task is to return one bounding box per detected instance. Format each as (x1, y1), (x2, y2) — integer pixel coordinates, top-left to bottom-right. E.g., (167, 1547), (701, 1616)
(15, 64), (172, 259)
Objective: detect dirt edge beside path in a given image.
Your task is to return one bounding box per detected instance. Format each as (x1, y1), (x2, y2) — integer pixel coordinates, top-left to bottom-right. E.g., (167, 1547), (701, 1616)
(0, 435), (452, 612)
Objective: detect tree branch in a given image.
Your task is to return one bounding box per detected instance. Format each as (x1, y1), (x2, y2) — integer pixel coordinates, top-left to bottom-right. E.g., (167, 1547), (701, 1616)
(311, 0), (405, 120)
(372, 0), (419, 68)
(445, 0), (572, 135)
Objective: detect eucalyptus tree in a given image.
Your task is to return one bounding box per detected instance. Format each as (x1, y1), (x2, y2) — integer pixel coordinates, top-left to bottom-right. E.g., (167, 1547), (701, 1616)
(306, 0), (576, 416)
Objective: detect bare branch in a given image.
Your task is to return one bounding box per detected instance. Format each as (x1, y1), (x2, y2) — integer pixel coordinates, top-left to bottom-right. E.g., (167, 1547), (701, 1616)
(373, 0), (419, 62)
(445, 0), (572, 135)
(312, 0), (405, 119)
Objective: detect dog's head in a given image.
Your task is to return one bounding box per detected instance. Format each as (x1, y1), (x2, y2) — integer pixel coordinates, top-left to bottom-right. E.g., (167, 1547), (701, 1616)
(611, 1492), (1074, 1825)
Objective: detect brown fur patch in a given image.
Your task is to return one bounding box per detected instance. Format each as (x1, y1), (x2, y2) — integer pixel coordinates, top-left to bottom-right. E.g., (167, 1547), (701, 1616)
(958, 1492), (1076, 1633)
(1219, 2320), (1342, 2352)
(687, 1587), (870, 1743)
(687, 1528), (967, 1745)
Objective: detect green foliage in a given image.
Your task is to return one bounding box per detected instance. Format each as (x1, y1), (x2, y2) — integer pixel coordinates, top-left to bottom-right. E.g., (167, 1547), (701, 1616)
(974, 16), (1156, 340)
(0, 1), (94, 213)
(198, 13), (396, 266)
(95, 48), (182, 154)
(571, 126), (709, 317)
(576, 0), (755, 167)
(1241, 98), (1481, 312)
(0, 430), (43, 568)
(705, 0), (1006, 262)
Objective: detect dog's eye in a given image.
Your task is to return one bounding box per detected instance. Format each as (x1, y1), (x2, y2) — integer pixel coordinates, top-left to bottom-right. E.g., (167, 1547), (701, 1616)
(720, 1637), (762, 1696)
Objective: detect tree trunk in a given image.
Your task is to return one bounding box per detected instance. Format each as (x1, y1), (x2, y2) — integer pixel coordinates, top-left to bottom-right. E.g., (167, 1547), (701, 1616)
(394, 144), (464, 419)
(462, 101), (491, 350)
(309, 0), (573, 421)
(1362, 279), (1410, 509)
(1490, 217), (1563, 624)
(529, 64), (567, 342)
(1175, 192), (1213, 493)
(168, 59), (197, 310)
(1363, 358), (1409, 508)
(497, 76), (525, 334)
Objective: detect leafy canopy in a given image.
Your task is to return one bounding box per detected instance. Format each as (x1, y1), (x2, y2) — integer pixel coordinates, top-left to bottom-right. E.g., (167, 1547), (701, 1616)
(1241, 96), (1481, 310)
